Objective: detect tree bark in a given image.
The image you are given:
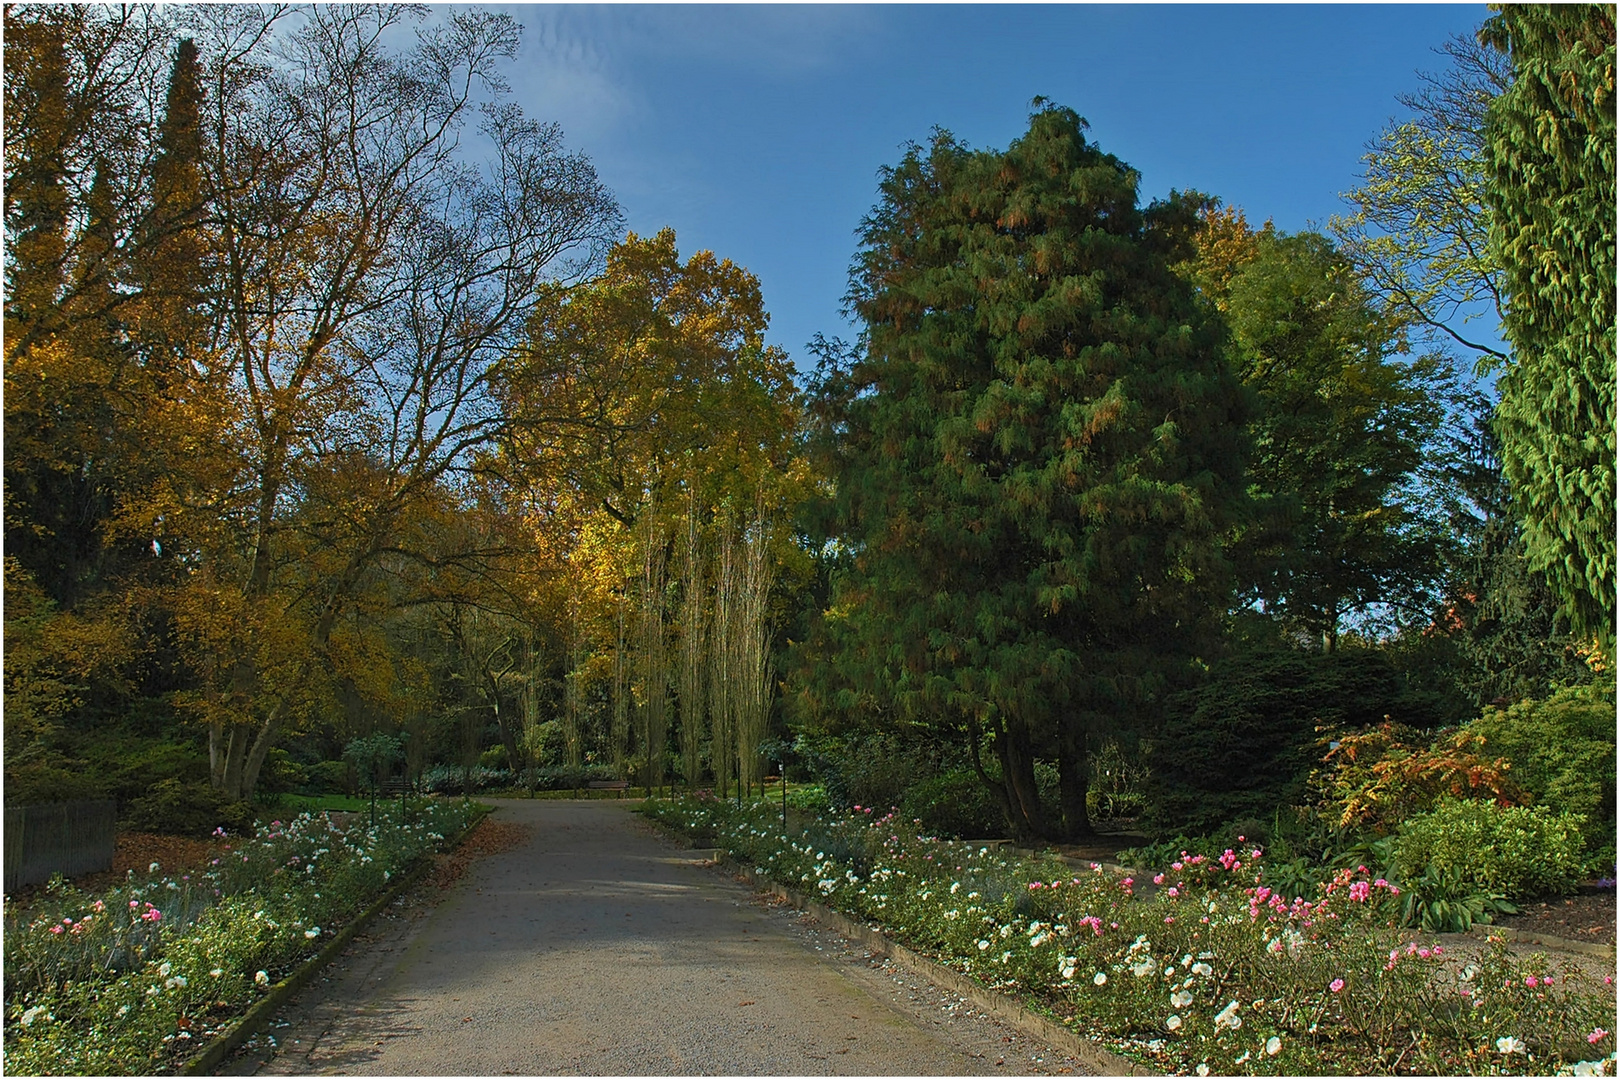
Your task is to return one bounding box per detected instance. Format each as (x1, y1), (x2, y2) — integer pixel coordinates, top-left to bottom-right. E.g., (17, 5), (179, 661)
(1057, 718), (1096, 842)
(992, 716), (1045, 841)
(966, 714), (1015, 831)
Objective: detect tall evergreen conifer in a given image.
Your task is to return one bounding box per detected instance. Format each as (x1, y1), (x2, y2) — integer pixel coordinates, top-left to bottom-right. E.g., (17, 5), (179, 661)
(817, 105), (1247, 840)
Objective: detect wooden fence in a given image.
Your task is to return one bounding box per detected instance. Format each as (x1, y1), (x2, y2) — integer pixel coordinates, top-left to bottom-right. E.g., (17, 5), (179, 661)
(4, 800), (117, 892)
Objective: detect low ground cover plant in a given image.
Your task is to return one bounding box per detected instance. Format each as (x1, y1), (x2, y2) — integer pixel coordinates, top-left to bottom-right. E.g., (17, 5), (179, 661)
(3, 799), (481, 1075)
(644, 795), (1618, 1076)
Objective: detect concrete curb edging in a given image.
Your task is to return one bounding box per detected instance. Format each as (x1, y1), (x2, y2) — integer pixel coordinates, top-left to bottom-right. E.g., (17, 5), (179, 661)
(1474, 924), (1617, 960)
(179, 804), (494, 1076)
(714, 855), (1157, 1077)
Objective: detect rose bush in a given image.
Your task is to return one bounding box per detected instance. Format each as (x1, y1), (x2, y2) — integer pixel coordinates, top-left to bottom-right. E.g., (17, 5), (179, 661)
(3, 799), (481, 1074)
(643, 795), (1617, 1076)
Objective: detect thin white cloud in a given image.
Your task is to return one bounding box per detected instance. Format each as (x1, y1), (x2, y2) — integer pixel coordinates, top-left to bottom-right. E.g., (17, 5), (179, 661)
(504, 5), (878, 143)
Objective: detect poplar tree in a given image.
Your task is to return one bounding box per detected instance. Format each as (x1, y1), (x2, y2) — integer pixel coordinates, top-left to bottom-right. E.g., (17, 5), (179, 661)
(818, 105), (1247, 840)
(1480, 4), (1617, 649)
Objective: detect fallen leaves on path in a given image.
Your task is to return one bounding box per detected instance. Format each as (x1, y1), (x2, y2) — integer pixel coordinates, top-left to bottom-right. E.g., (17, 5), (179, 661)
(424, 818), (532, 892)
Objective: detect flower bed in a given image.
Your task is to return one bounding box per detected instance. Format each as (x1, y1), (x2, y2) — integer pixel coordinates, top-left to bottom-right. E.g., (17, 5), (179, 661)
(642, 795), (1618, 1076)
(3, 799), (482, 1075)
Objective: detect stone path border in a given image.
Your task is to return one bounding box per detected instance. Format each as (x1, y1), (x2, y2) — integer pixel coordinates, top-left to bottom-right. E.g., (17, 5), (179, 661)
(1475, 925), (1616, 960)
(179, 805), (492, 1076)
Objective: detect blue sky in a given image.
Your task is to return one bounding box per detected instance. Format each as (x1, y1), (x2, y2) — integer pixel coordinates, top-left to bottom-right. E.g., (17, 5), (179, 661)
(502, 4), (1493, 371)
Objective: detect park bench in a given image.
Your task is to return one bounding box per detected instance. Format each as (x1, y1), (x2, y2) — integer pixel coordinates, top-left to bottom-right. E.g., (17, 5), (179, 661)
(381, 778), (412, 797)
(586, 779), (630, 798)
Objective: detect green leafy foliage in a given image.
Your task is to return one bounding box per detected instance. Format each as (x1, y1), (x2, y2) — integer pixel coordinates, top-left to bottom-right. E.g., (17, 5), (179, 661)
(3, 762), (110, 808)
(800, 733), (952, 813)
(1469, 683), (1617, 863)
(898, 770), (1005, 840)
(1430, 399), (1594, 707)
(301, 759), (353, 796)
(1221, 231), (1455, 645)
(342, 734), (404, 797)
(1394, 797), (1588, 900)
(1329, 28), (1509, 361)
(1396, 862), (1517, 934)
(1481, 4), (1617, 646)
(122, 779), (254, 837)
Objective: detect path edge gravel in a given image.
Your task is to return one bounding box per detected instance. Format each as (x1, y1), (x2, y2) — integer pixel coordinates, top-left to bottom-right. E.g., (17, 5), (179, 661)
(180, 803), (494, 1076)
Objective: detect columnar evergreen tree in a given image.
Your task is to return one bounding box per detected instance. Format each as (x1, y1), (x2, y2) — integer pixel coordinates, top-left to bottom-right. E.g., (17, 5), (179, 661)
(1480, 4), (1617, 650)
(815, 105), (1248, 840)
(132, 36), (209, 365)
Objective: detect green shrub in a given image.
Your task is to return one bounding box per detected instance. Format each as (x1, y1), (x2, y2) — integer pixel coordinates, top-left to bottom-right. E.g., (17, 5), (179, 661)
(1146, 642), (1429, 836)
(80, 735), (208, 806)
(3, 762), (110, 807)
(1469, 682), (1616, 863)
(804, 733), (951, 812)
(302, 759), (353, 795)
(898, 770), (1005, 839)
(479, 742), (508, 769)
(255, 747), (307, 795)
(123, 780), (255, 837)
(1394, 797), (1587, 900)
(785, 783), (830, 812)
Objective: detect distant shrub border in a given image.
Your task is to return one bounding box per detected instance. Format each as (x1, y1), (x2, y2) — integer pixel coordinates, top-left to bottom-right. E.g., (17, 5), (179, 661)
(642, 795), (1618, 1077)
(3, 799), (484, 1075)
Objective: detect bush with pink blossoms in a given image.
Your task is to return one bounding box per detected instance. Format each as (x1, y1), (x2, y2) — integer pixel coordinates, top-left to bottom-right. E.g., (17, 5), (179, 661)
(642, 796), (1618, 1076)
(3, 799), (481, 1075)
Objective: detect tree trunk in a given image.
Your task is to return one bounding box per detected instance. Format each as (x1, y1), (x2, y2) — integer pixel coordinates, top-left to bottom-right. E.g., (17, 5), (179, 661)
(1057, 719), (1096, 841)
(967, 715), (1015, 829)
(993, 717), (1045, 841)
(487, 668), (526, 777)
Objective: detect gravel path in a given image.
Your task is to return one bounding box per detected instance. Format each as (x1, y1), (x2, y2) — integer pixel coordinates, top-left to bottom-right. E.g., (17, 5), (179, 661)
(224, 799), (1092, 1076)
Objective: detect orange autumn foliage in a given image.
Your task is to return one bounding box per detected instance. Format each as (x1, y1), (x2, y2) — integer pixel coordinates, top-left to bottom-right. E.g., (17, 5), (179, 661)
(1317, 721), (1529, 835)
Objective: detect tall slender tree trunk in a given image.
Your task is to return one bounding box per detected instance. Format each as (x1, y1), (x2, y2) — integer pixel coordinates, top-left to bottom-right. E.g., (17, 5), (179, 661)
(709, 517), (737, 800)
(637, 510), (668, 794)
(677, 492), (706, 790)
(563, 595), (585, 770)
(612, 592), (629, 776)
(732, 494), (774, 800)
